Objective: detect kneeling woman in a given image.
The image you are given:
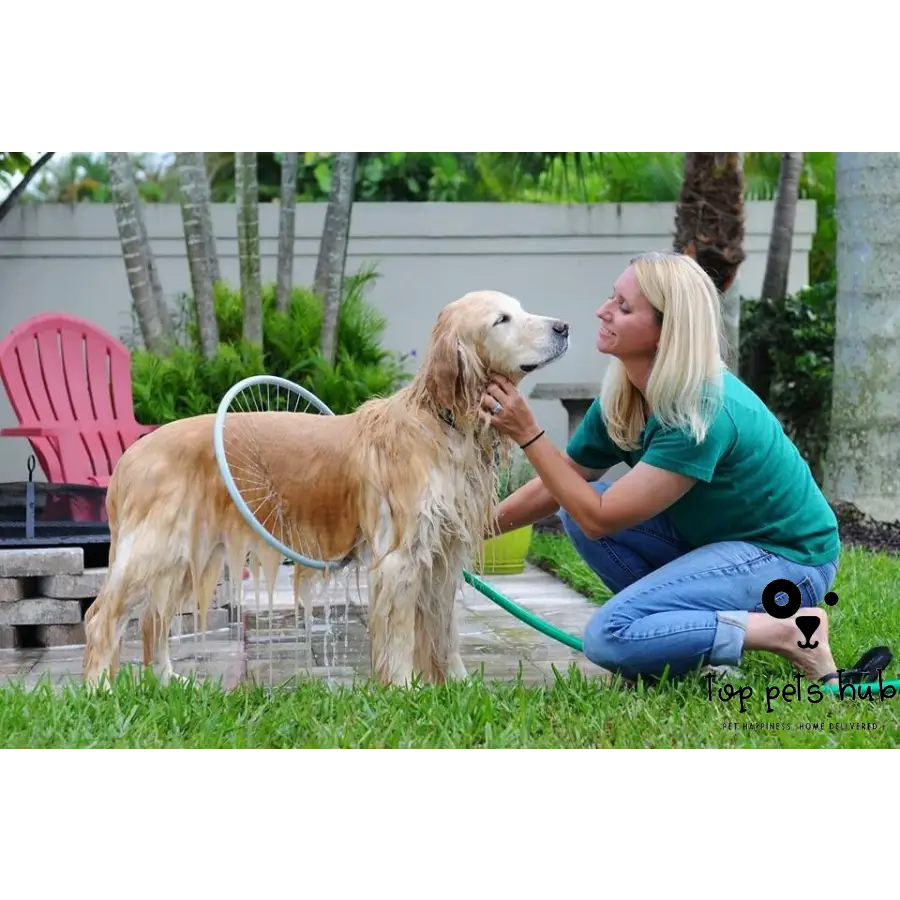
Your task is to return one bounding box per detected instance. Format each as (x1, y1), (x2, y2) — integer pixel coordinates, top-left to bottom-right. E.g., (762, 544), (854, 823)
(483, 250), (889, 686)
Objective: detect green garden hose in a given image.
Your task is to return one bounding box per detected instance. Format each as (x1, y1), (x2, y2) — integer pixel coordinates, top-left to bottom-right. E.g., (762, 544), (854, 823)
(462, 568), (584, 652)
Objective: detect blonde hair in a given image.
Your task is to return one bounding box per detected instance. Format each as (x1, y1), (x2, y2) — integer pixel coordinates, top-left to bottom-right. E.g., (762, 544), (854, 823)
(600, 250), (727, 451)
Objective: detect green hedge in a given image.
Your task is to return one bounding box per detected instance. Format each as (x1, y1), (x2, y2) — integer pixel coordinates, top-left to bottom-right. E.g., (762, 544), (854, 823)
(739, 280), (835, 484)
(131, 268), (414, 424)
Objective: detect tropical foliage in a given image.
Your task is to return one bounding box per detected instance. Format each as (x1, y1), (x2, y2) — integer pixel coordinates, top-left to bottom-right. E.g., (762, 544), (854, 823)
(4, 151), (838, 284)
(129, 269), (413, 424)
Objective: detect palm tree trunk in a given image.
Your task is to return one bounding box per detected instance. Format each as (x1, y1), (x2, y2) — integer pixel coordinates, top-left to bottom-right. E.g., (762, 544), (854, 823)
(135, 209), (174, 339)
(746, 152), (805, 401)
(106, 152), (173, 356)
(176, 152), (220, 359)
(761, 153), (804, 300)
(315, 152), (358, 365)
(823, 153), (900, 522)
(673, 152), (746, 370)
(113, 154), (174, 340)
(235, 152), (263, 347)
(276, 152), (298, 312)
(195, 155), (221, 284)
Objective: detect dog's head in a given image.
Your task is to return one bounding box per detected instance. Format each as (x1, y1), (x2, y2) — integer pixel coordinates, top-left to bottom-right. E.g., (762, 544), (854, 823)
(422, 290), (569, 419)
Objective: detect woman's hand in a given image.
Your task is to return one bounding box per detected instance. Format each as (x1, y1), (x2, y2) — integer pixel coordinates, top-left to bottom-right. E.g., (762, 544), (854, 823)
(481, 373), (542, 446)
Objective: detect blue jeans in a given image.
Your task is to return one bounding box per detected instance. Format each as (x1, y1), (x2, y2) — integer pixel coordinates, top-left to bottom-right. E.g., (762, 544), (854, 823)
(560, 481), (839, 681)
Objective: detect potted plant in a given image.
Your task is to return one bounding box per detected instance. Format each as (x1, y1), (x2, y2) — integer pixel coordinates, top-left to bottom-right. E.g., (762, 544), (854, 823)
(474, 444), (537, 576)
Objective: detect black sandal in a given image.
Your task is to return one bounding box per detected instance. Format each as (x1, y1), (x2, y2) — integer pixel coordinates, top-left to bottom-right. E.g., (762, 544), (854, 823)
(819, 645), (893, 685)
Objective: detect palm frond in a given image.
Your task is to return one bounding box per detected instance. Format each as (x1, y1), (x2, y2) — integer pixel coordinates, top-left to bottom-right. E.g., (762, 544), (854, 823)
(482, 152), (638, 202)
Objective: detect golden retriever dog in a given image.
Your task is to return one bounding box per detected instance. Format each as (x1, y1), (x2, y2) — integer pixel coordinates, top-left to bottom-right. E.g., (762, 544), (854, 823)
(82, 290), (569, 688)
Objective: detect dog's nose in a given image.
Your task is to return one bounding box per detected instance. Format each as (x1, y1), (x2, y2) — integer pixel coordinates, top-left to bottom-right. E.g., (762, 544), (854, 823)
(553, 321), (569, 336)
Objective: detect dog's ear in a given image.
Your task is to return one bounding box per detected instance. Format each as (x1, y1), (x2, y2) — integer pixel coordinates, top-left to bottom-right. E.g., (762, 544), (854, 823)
(423, 310), (462, 412)
(423, 306), (487, 419)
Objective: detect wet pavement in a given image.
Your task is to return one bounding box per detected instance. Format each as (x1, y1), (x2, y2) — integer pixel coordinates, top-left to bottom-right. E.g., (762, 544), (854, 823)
(0, 563), (610, 690)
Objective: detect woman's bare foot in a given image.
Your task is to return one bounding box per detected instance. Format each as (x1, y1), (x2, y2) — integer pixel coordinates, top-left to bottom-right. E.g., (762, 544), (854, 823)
(782, 608), (839, 681)
(745, 607), (838, 682)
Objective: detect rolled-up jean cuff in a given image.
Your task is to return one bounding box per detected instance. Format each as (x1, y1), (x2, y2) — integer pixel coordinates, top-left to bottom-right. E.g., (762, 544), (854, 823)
(710, 610), (748, 667)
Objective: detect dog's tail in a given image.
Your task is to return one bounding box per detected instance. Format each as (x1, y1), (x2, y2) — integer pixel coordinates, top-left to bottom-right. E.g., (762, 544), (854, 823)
(83, 465), (125, 683)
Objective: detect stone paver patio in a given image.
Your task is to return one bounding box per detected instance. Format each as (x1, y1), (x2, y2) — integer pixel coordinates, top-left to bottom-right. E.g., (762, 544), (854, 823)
(0, 562), (609, 690)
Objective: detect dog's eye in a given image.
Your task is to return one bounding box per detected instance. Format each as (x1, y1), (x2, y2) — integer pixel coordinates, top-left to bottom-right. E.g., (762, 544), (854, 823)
(494, 314), (510, 326)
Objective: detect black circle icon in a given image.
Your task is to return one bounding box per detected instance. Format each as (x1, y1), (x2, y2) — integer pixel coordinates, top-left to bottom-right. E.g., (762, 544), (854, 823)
(824, 591), (839, 607)
(761, 579), (803, 619)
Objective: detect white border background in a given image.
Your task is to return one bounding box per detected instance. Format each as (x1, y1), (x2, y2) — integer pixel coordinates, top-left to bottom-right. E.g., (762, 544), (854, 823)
(3, 2), (895, 893)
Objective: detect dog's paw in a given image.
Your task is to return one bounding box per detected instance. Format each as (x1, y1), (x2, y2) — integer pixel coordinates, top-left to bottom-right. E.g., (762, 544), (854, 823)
(84, 674), (114, 693)
(159, 669), (189, 687)
(447, 654), (469, 681)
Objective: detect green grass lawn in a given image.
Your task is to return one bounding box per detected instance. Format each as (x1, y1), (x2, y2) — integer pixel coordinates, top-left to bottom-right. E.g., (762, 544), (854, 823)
(528, 531), (900, 746)
(1, 534), (897, 748)
(529, 532), (615, 604)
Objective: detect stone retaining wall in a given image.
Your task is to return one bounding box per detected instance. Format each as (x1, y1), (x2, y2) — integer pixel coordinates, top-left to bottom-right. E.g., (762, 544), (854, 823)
(0, 547), (229, 649)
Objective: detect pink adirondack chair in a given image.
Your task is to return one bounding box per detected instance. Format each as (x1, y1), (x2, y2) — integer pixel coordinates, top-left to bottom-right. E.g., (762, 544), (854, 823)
(0, 312), (159, 489)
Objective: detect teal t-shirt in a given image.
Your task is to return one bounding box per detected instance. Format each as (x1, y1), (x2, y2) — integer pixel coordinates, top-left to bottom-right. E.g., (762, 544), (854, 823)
(566, 372), (840, 566)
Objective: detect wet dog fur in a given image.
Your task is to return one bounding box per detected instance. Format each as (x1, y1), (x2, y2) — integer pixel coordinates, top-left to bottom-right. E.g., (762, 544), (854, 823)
(82, 290), (569, 688)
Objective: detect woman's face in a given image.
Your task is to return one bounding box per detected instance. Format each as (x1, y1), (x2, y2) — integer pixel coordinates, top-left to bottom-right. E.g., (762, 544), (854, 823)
(595, 266), (662, 360)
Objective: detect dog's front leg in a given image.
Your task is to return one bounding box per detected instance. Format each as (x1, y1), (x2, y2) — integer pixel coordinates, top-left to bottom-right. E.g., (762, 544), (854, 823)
(447, 643), (468, 681)
(368, 562), (417, 687)
(431, 562), (468, 683)
(441, 604), (468, 682)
